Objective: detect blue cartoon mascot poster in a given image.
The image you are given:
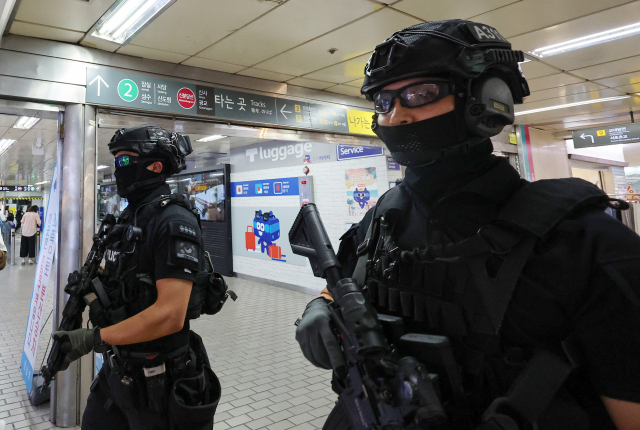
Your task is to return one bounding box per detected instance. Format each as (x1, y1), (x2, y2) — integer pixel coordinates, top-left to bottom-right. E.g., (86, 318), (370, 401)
(246, 210), (285, 261)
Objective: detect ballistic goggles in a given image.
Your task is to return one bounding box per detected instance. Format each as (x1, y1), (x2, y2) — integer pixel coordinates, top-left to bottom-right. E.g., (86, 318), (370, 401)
(373, 80), (453, 114)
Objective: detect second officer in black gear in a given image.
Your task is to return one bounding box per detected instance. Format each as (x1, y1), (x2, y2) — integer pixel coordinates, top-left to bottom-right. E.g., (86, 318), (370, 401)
(295, 20), (640, 429)
(52, 125), (221, 430)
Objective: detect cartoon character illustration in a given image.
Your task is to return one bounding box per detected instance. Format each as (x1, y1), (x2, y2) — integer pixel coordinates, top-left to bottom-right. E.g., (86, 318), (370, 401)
(253, 210), (281, 254)
(353, 184), (370, 209)
(303, 155), (311, 163)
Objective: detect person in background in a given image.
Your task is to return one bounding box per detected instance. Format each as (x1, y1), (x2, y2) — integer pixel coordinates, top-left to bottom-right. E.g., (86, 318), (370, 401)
(15, 206), (24, 231)
(0, 221), (6, 270)
(20, 205), (40, 265)
(6, 210), (14, 225)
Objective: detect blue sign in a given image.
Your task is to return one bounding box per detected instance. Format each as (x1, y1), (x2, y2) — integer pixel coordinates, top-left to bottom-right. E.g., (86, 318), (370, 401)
(336, 144), (385, 161)
(231, 177), (299, 197)
(387, 156), (400, 171)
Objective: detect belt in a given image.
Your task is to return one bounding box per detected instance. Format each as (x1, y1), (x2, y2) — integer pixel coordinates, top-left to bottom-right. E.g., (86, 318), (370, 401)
(107, 343), (192, 377)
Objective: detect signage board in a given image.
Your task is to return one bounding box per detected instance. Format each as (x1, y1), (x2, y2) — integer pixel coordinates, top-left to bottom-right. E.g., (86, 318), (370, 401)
(229, 140), (335, 173)
(572, 123), (640, 148)
(387, 156), (400, 170)
(231, 177), (300, 197)
(336, 144), (385, 161)
(0, 186), (41, 191)
(86, 67), (371, 136)
(21, 164), (59, 392)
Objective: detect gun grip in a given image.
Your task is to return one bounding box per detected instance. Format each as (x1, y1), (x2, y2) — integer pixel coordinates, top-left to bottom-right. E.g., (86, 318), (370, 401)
(61, 342), (72, 354)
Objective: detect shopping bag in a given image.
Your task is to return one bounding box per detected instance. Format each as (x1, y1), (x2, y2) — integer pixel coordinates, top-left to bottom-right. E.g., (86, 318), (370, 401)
(268, 244), (282, 260)
(245, 227), (255, 250)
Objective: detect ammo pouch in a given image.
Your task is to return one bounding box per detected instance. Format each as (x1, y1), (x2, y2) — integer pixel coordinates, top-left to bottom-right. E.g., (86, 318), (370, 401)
(187, 252), (236, 319)
(168, 331), (221, 430)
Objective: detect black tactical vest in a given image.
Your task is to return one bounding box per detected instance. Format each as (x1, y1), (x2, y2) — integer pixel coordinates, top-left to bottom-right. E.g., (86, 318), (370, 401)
(354, 178), (621, 427)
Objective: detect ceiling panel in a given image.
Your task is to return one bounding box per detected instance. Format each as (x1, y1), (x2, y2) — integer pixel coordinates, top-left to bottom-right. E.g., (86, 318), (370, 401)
(254, 8), (419, 76)
(520, 88), (623, 110)
(13, 0), (115, 33)
(538, 33), (640, 72)
(236, 68), (296, 82)
(196, 0), (376, 67)
(131, 0), (277, 56)
(286, 77), (334, 90)
(592, 71), (640, 89)
(614, 83), (640, 94)
(9, 21), (84, 44)
(33, 119), (59, 132)
(526, 73), (585, 92)
(519, 60), (561, 80)
(117, 44), (190, 64)
(571, 55), (640, 81)
(392, 0), (518, 21)
(325, 85), (363, 98)
(516, 97), (640, 124)
(344, 78), (366, 88)
(302, 53), (370, 84)
(509, 1), (640, 52)
(472, 0), (632, 38)
(20, 129), (58, 144)
(181, 57), (246, 74)
(524, 82), (615, 104)
(0, 115), (19, 127)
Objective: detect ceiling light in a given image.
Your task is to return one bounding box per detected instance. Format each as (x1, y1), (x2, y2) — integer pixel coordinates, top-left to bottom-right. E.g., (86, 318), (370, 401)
(13, 116), (40, 129)
(34, 181), (50, 185)
(515, 95), (631, 116)
(519, 58), (531, 64)
(196, 135), (227, 142)
(91, 0), (176, 45)
(530, 22), (640, 58)
(97, 165), (109, 170)
(0, 139), (16, 156)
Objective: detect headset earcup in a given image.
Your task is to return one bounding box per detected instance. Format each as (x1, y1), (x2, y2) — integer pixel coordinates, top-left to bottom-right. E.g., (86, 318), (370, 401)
(465, 75), (515, 138)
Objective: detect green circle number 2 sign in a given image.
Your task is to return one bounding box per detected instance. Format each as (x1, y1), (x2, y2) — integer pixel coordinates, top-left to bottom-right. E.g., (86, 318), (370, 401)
(118, 79), (139, 102)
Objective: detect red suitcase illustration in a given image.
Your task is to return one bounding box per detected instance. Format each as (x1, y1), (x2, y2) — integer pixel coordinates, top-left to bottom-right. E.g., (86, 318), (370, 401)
(268, 244), (282, 259)
(245, 226), (255, 250)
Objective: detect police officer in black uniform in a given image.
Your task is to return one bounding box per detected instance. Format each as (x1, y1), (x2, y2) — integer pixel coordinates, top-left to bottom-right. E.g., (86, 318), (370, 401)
(295, 20), (640, 430)
(52, 125), (220, 430)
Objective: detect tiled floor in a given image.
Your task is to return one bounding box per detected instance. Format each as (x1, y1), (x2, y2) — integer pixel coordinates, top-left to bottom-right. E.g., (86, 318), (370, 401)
(0, 238), (335, 429)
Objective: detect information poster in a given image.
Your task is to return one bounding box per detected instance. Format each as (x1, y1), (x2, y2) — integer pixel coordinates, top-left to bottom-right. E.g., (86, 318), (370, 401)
(345, 167), (378, 216)
(21, 164), (59, 392)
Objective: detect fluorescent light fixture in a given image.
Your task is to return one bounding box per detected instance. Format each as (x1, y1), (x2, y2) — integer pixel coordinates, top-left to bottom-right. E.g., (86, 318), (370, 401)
(166, 179), (176, 183)
(196, 135), (227, 142)
(0, 139), (16, 156)
(181, 178), (192, 182)
(530, 21), (640, 58)
(13, 116), (40, 129)
(97, 165), (109, 170)
(34, 181), (50, 185)
(91, 0), (176, 45)
(515, 95), (631, 116)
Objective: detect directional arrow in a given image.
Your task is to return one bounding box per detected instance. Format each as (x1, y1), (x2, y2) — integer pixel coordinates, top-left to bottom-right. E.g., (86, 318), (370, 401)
(280, 104), (292, 119)
(89, 75), (109, 97)
(580, 133), (594, 144)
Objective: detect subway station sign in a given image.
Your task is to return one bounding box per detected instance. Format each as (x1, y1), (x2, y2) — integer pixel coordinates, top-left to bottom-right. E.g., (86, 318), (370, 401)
(572, 122), (640, 148)
(86, 68), (373, 136)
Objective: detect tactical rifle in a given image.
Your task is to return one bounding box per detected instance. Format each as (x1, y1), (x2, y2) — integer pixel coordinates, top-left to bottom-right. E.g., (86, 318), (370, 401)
(34, 215), (119, 397)
(290, 204), (448, 430)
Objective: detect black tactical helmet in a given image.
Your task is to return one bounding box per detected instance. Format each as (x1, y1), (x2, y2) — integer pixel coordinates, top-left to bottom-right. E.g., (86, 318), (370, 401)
(361, 19), (529, 103)
(108, 125), (192, 175)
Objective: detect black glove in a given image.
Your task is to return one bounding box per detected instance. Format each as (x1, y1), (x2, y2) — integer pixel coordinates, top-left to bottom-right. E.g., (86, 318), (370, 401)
(51, 327), (100, 371)
(295, 297), (345, 371)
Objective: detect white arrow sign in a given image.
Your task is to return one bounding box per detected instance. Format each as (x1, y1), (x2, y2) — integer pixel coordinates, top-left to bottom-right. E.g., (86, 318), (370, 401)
(580, 133), (594, 144)
(280, 104), (292, 119)
(89, 75), (109, 97)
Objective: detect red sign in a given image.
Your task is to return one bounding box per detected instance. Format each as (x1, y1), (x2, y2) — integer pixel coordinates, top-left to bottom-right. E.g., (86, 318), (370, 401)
(177, 88), (195, 109)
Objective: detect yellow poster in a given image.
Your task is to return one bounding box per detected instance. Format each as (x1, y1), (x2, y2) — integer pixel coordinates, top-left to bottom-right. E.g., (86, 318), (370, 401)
(347, 109), (376, 136)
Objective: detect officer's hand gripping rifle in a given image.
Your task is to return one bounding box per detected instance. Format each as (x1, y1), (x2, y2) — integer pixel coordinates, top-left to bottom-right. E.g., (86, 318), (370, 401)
(290, 204), (447, 430)
(39, 214), (119, 389)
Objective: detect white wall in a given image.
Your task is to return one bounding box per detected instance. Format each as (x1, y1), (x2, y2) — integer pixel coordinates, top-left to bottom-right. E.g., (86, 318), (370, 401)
(231, 149), (392, 294)
(565, 139), (626, 163)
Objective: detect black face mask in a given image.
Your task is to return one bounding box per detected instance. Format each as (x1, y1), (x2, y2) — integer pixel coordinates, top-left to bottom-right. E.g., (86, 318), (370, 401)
(115, 158), (164, 199)
(373, 109), (484, 167)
